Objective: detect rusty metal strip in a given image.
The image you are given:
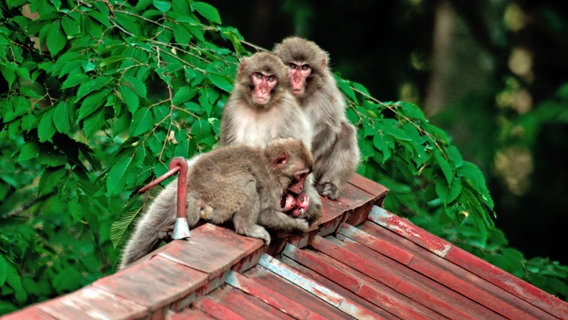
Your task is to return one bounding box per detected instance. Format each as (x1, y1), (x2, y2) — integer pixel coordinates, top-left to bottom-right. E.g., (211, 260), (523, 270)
(258, 252), (385, 320)
(224, 270), (327, 320)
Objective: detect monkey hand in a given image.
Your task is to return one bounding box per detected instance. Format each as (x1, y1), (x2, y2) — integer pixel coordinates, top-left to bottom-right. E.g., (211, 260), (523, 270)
(294, 218), (309, 232)
(244, 225), (271, 246)
(316, 182), (340, 200)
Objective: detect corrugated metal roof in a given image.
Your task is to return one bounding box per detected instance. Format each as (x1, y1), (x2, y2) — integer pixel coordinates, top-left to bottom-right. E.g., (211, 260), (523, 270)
(2, 174), (566, 320)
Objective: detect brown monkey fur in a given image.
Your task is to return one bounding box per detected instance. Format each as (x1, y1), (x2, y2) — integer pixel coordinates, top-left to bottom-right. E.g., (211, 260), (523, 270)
(219, 51), (322, 221)
(119, 138), (312, 269)
(274, 36), (361, 200)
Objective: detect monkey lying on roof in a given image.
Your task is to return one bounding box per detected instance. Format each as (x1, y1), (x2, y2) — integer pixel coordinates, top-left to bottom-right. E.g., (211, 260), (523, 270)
(119, 138), (313, 269)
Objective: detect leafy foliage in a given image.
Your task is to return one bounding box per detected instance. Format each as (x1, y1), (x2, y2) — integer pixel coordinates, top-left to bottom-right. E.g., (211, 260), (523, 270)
(0, 0), (565, 313)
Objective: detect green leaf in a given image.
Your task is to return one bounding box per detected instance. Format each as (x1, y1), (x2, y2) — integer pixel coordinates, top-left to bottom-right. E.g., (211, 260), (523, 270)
(120, 85), (139, 114)
(53, 267), (82, 292)
(434, 149), (453, 185)
(125, 75), (147, 98)
(78, 89), (111, 121)
(39, 167), (67, 196)
(398, 101), (425, 120)
(172, 86), (195, 105)
(106, 155), (134, 195)
(17, 142), (39, 162)
(76, 76), (112, 102)
(0, 254), (7, 286)
(46, 21), (67, 57)
(0, 63), (16, 90)
(173, 24), (191, 45)
(61, 14), (80, 37)
(53, 100), (73, 134)
(192, 2), (221, 24)
(110, 197), (144, 247)
(153, 0), (171, 12)
(372, 133), (392, 163)
(61, 72), (88, 89)
(83, 108), (106, 138)
(130, 108), (154, 136)
(113, 12), (141, 35)
(5, 261), (27, 303)
(38, 108), (56, 142)
(335, 77), (357, 101)
(190, 118), (212, 139)
(207, 73), (233, 93)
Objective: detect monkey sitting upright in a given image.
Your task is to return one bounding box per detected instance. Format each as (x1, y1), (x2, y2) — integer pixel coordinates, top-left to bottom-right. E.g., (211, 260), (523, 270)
(274, 37), (361, 200)
(219, 51), (322, 221)
(119, 138), (313, 269)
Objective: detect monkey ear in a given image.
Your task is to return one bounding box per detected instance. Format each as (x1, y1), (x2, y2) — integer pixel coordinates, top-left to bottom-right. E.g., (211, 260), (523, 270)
(237, 59), (247, 75)
(321, 58), (327, 69)
(273, 152), (288, 167)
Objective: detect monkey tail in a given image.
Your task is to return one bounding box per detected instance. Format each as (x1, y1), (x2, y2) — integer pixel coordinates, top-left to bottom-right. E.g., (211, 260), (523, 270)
(119, 183), (178, 269)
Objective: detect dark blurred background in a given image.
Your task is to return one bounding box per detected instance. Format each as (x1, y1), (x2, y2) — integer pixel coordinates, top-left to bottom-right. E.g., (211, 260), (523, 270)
(210, 0), (568, 264)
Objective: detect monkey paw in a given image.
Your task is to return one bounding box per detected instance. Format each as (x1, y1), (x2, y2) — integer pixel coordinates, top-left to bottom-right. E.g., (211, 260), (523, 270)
(247, 225), (271, 246)
(295, 219), (309, 232)
(316, 182), (339, 200)
(199, 205), (213, 220)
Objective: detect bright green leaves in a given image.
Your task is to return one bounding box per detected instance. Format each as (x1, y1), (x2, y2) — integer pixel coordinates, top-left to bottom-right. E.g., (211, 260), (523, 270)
(192, 2), (222, 24)
(106, 155), (135, 195)
(153, 0), (171, 13)
(131, 108), (154, 136)
(45, 21), (66, 57)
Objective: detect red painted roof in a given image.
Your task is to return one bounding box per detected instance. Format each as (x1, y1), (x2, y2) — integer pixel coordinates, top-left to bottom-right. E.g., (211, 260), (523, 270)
(2, 174), (566, 319)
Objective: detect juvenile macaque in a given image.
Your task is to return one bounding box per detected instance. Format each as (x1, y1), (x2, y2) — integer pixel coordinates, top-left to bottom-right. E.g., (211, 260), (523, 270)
(119, 138), (312, 269)
(219, 51), (322, 221)
(274, 37), (360, 200)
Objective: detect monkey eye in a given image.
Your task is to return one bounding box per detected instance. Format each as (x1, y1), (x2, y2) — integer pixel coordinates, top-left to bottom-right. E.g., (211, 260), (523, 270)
(253, 72), (264, 80)
(267, 76), (277, 83)
(301, 64), (311, 71)
(288, 63), (298, 70)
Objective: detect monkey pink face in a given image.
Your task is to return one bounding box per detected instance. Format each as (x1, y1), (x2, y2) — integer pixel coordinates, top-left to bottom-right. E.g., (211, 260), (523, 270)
(287, 168), (310, 194)
(287, 62), (312, 96)
(251, 72), (278, 105)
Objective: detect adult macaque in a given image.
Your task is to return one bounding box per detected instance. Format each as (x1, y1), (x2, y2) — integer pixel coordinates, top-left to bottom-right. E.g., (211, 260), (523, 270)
(119, 138), (312, 269)
(274, 37), (361, 200)
(219, 51), (322, 221)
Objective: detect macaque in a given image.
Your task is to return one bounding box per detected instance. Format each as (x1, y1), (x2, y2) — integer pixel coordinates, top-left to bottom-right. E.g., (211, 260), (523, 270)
(219, 51), (322, 221)
(274, 37), (361, 200)
(119, 138), (312, 269)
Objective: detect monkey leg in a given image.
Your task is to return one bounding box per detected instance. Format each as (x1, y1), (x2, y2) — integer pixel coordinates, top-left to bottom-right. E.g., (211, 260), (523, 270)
(258, 209), (309, 233)
(231, 185), (271, 245)
(314, 121), (360, 200)
(303, 175), (323, 222)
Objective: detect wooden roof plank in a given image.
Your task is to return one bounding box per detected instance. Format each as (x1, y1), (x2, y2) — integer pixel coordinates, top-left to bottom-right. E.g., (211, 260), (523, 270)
(359, 220), (558, 320)
(192, 296), (247, 320)
(167, 308), (216, 320)
(0, 307), (56, 320)
(224, 270), (328, 320)
(258, 254), (386, 320)
(369, 206), (568, 319)
(244, 265), (359, 319)
(312, 234), (492, 320)
(157, 223), (264, 279)
(37, 286), (148, 320)
(93, 255), (207, 310)
(347, 174), (389, 205)
(282, 243), (445, 320)
(203, 286), (294, 319)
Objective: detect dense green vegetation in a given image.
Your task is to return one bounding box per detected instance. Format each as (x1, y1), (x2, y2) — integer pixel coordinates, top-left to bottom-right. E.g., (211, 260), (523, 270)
(0, 0), (566, 313)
